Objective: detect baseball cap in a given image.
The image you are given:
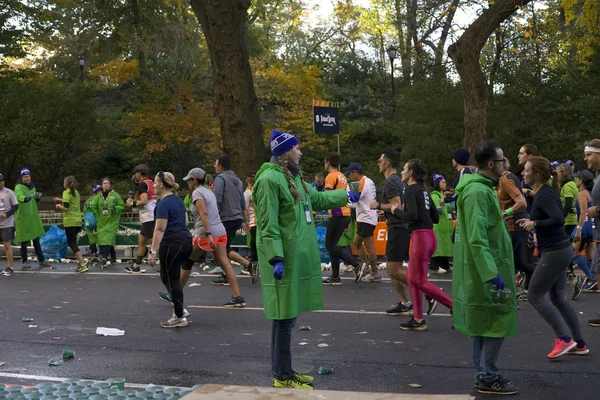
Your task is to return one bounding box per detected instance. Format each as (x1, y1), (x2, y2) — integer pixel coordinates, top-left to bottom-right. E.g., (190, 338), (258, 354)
(248, 170), (256, 177)
(183, 168), (206, 181)
(574, 170), (594, 182)
(344, 162), (363, 175)
(133, 164), (149, 175)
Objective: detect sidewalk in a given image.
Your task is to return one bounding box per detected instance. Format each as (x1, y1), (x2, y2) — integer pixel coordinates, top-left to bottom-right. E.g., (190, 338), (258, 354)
(183, 384), (474, 400)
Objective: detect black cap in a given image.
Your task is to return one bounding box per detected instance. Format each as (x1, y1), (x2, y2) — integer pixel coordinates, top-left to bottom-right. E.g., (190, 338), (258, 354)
(0, 173), (4, 181)
(574, 170), (594, 182)
(248, 170), (256, 177)
(344, 162), (363, 175)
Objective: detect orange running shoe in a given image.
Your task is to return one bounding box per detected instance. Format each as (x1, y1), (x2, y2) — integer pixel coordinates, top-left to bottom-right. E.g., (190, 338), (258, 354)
(547, 338), (577, 359)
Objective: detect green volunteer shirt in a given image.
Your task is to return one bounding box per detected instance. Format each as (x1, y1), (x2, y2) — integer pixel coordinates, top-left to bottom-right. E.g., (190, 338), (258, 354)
(62, 189), (82, 228)
(560, 180), (578, 226)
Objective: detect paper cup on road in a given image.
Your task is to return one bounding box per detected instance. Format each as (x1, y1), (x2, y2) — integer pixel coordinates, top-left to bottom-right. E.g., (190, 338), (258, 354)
(152, 394), (172, 400)
(91, 384), (110, 391)
(68, 393), (87, 400)
(144, 387), (164, 394)
(76, 382), (94, 388)
(107, 380), (125, 391)
(116, 391), (136, 398)
(40, 396), (58, 400)
(62, 349), (75, 359)
(99, 389), (118, 397)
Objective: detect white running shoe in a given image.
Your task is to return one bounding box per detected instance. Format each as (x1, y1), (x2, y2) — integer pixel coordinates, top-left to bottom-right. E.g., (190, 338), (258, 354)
(161, 314), (189, 328)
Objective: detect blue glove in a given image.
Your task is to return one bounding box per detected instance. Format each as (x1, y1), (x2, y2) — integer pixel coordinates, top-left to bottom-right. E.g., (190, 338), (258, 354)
(24, 195), (33, 203)
(273, 262), (284, 280)
(347, 190), (360, 203)
(490, 275), (505, 290)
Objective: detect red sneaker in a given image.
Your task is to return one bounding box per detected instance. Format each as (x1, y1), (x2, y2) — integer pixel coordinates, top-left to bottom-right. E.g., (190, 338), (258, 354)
(567, 344), (590, 355)
(547, 338), (577, 359)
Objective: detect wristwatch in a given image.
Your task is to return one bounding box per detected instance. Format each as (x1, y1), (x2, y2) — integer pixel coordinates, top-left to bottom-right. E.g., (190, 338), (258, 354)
(149, 249), (157, 255)
(204, 232), (211, 237)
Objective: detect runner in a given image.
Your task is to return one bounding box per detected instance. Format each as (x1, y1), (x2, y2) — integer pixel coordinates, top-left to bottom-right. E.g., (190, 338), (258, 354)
(159, 167), (246, 307)
(370, 148), (412, 316)
(570, 169), (598, 299)
(442, 148), (473, 204)
(126, 164), (157, 274)
(211, 154), (251, 285)
(387, 159), (452, 331)
(322, 152), (360, 285)
(147, 172), (193, 328)
(244, 171), (260, 283)
(497, 157), (534, 301)
(253, 130), (348, 390)
(582, 140), (600, 327)
(90, 178), (123, 267)
(345, 162), (381, 283)
(310, 172), (325, 192)
(517, 156), (588, 358)
(0, 173), (19, 276)
(14, 168), (52, 268)
(556, 163), (579, 235)
(54, 176), (88, 273)
(429, 174), (452, 274)
(84, 184), (102, 260)
(453, 141), (518, 395)
(518, 144), (539, 204)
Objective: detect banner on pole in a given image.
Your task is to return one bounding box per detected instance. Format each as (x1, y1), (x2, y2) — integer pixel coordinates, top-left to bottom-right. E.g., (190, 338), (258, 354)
(313, 100), (340, 135)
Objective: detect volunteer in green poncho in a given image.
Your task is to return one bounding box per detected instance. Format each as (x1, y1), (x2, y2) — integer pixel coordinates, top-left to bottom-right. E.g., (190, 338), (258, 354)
(253, 130), (348, 391)
(430, 174), (453, 273)
(452, 141), (519, 396)
(90, 178), (124, 265)
(84, 184), (102, 258)
(14, 168), (52, 268)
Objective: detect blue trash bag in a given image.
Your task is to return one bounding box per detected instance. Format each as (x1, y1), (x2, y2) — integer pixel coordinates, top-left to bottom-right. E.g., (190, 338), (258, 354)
(40, 225), (68, 260)
(84, 210), (96, 230)
(316, 226), (330, 263)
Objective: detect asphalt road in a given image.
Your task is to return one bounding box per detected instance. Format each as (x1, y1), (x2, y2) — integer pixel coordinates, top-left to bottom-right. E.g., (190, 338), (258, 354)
(0, 261), (599, 399)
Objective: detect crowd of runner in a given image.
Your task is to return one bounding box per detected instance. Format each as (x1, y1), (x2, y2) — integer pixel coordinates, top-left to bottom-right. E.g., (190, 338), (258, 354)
(1, 132), (600, 395)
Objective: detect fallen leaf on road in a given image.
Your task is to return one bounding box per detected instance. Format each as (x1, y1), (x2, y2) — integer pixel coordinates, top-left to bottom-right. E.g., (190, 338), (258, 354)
(242, 333), (253, 336)
(299, 342), (308, 346)
(53, 306), (62, 309)
(143, 300), (150, 303)
(354, 331), (368, 335)
(21, 291), (29, 293)
(393, 341), (404, 344)
(0, 362), (5, 367)
(189, 283), (202, 287)
(320, 333), (330, 337)
(318, 343), (329, 348)
(28, 325), (38, 328)
(50, 337), (62, 340)
(190, 272), (202, 277)
(62, 302), (69, 304)
(409, 384), (422, 388)
(299, 325), (311, 331)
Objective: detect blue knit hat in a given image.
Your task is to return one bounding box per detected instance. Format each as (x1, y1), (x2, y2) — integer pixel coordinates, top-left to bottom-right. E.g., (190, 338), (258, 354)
(92, 184), (102, 194)
(551, 161), (559, 169)
(432, 174), (445, 185)
(270, 130), (299, 157)
(20, 168), (31, 177)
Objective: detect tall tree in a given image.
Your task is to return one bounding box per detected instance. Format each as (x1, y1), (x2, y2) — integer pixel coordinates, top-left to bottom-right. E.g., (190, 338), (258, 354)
(189, 0), (264, 176)
(448, 0), (534, 151)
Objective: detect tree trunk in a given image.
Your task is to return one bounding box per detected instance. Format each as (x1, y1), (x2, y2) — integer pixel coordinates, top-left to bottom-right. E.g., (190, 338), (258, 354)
(189, 0), (264, 177)
(130, 0), (148, 77)
(433, 0), (460, 78)
(448, 0), (533, 152)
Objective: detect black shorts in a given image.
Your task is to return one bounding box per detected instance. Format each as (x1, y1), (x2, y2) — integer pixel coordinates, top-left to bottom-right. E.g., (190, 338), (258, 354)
(140, 221), (155, 239)
(386, 226), (410, 263)
(0, 227), (15, 243)
(223, 219), (242, 254)
(357, 222), (376, 238)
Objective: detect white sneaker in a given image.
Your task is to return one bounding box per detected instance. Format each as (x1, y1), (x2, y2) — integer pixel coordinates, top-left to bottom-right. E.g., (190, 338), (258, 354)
(161, 314), (189, 328)
(183, 308), (191, 318)
(432, 267), (448, 274)
(361, 273), (383, 283)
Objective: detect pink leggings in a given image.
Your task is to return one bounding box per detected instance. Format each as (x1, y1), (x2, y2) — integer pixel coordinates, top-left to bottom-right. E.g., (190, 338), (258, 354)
(407, 229), (453, 319)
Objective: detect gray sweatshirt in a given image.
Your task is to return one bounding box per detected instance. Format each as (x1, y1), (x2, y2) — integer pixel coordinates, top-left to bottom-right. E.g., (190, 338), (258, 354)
(213, 170), (246, 223)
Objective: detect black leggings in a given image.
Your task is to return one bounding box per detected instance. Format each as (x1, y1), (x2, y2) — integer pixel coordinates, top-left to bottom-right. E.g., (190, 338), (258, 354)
(430, 256), (451, 271)
(511, 230), (536, 290)
(160, 240), (193, 318)
(21, 238), (44, 262)
(65, 227), (81, 254)
(326, 216), (358, 278)
(99, 245), (117, 262)
(250, 226), (258, 262)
